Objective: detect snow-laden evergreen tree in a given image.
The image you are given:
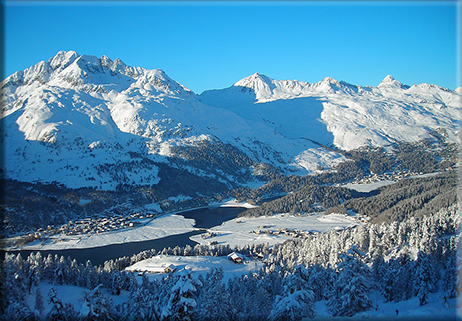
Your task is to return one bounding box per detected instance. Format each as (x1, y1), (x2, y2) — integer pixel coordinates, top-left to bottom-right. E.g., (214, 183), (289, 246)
(227, 272), (272, 321)
(53, 256), (65, 285)
(120, 286), (158, 321)
(42, 255), (55, 281)
(5, 300), (33, 321)
(26, 252), (44, 291)
(110, 270), (123, 296)
(443, 251), (457, 298)
(395, 254), (415, 302)
(327, 246), (372, 317)
(195, 267), (231, 321)
(252, 277), (274, 320)
(47, 287), (77, 321)
(67, 259), (81, 286)
(370, 255), (386, 297)
(161, 269), (201, 321)
(33, 287), (45, 320)
(414, 252), (432, 306)
(268, 265), (315, 320)
(307, 264), (331, 301)
(3, 254), (28, 305)
(381, 258), (399, 303)
(79, 284), (117, 320)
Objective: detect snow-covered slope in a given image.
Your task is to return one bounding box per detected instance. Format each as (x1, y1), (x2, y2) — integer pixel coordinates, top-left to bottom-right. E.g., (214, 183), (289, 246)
(2, 51), (460, 189)
(1, 51), (284, 189)
(199, 73), (461, 151)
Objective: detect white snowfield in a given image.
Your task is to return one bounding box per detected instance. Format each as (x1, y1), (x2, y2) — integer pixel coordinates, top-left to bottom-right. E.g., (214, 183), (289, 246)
(2, 51), (460, 188)
(343, 180), (396, 193)
(210, 198), (258, 208)
(190, 213), (360, 248)
(24, 281), (458, 320)
(125, 255), (264, 282)
(12, 214), (195, 251)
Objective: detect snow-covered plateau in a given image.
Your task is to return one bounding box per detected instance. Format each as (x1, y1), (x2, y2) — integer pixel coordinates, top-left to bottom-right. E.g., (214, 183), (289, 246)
(190, 212), (360, 248)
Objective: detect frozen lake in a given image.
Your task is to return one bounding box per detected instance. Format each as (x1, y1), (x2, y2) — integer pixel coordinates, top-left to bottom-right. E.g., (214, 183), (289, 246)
(6, 206), (247, 266)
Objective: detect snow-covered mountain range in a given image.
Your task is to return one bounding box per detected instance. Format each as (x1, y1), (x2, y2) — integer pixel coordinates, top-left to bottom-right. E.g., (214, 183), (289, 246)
(1, 51), (460, 189)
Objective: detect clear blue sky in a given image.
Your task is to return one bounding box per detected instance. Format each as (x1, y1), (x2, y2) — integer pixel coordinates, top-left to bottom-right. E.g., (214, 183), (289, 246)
(4, 1), (459, 93)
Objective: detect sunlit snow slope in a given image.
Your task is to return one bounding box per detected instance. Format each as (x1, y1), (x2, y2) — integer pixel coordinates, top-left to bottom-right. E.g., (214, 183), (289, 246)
(1, 51), (460, 189)
(199, 73), (461, 150)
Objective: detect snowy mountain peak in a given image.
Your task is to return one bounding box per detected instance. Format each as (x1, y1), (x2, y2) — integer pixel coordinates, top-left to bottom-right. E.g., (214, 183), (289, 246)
(2, 50), (195, 99)
(49, 50), (79, 70)
(232, 73), (277, 100)
(2, 51), (461, 189)
(381, 75), (395, 83)
(378, 75), (408, 89)
(320, 76), (339, 85)
(234, 72), (274, 88)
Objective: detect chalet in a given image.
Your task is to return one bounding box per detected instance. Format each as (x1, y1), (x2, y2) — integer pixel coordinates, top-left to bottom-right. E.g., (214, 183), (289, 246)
(139, 264), (176, 274)
(228, 252), (244, 264)
(201, 231), (217, 239)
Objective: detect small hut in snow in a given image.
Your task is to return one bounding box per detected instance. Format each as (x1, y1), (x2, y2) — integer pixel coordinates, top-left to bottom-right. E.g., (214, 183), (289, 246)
(228, 252), (244, 264)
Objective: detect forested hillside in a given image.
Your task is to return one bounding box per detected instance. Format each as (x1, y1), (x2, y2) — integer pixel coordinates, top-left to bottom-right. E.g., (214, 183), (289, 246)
(344, 170), (458, 224)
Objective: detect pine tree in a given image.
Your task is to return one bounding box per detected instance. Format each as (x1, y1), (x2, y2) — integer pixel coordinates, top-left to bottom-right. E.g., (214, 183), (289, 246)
(395, 255), (414, 302)
(110, 270), (122, 296)
(79, 284), (117, 320)
(5, 300), (33, 321)
(268, 265), (316, 320)
(443, 251), (457, 298)
(33, 287), (45, 319)
(123, 286), (159, 321)
(327, 246), (372, 317)
(47, 287), (77, 320)
(195, 267), (231, 321)
(161, 269), (200, 321)
(307, 264), (330, 301)
(415, 253), (432, 306)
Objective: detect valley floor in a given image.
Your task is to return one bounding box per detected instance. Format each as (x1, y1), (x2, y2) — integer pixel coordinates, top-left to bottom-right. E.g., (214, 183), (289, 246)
(7, 201), (359, 252)
(4, 199), (256, 251)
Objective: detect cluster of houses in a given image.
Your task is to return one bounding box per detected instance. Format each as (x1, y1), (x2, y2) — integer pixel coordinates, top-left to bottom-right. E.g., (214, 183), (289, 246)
(227, 251), (265, 264)
(251, 227), (313, 239)
(347, 170), (422, 185)
(132, 264), (177, 276)
(27, 211), (159, 240)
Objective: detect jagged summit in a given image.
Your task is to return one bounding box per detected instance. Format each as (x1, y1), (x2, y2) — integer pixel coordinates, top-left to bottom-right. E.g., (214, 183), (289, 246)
(234, 72), (273, 85)
(233, 72), (276, 96)
(320, 76), (339, 85)
(3, 50), (193, 97)
(49, 50), (79, 70)
(380, 75), (395, 83)
(378, 75), (410, 90)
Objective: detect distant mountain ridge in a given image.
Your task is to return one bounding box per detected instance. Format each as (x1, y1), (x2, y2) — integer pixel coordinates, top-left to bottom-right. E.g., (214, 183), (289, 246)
(1, 51), (460, 189)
